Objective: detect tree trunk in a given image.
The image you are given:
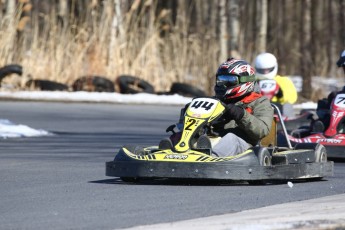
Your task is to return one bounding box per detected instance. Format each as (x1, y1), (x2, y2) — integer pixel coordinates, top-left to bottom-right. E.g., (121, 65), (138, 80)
(229, 0), (240, 58)
(58, 0), (68, 31)
(340, 0), (345, 50)
(311, 0), (324, 76)
(219, 0), (228, 61)
(300, 0), (312, 100)
(328, 0), (338, 77)
(256, 0), (267, 53)
(6, 0), (16, 18)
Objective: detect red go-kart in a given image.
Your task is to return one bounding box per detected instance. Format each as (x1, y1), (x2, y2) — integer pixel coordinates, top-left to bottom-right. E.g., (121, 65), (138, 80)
(278, 92), (345, 159)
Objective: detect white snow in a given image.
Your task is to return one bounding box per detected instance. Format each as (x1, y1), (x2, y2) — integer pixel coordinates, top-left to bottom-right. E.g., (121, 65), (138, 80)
(0, 119), (51, 138)
(0, 91), (193, 139)
(0, 90), (316, 139)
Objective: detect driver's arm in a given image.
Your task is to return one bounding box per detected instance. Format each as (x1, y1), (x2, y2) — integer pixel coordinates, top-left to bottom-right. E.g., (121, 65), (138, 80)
(237, 97), (274, 140)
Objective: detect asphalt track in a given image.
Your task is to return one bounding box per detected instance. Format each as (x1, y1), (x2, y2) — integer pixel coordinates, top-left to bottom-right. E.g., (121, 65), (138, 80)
(0, 101), (345, 230)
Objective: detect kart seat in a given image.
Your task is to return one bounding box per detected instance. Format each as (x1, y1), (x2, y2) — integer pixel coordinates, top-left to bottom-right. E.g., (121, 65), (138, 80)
(260, 119), (277, 147)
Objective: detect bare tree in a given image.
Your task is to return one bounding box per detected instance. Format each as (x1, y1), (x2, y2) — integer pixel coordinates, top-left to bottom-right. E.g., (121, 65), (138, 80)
(340, 0), (345, 48)
(58, 0), (68, 31)
(328, 0), (338, 77)
(5, 0), (15, 18)
(219, 0), (228, 61)
(300, 0), (312, 99)
(229, 0), (240, 58)
(0, 0), (344, 99)
(256, 0), (267, 53)
(311, 0), (324, 76)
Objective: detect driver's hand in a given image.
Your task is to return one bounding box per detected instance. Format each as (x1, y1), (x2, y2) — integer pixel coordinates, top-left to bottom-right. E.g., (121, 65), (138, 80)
(225, 104), (245, 120)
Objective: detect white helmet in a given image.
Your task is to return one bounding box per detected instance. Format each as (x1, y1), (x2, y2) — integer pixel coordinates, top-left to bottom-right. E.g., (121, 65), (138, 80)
(254, 52), (278, 80)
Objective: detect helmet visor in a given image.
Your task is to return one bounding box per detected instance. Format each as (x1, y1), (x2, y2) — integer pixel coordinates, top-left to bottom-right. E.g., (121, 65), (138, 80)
(256, 67), (275, 74)
(216, 75), (239, 87)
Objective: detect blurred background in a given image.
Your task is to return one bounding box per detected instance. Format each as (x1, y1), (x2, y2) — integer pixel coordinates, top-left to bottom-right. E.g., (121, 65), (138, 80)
(0, 0), (344, 101)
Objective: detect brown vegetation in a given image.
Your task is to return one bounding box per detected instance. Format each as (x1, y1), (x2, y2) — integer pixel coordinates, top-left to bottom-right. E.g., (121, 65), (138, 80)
(0, 0), (344, 100)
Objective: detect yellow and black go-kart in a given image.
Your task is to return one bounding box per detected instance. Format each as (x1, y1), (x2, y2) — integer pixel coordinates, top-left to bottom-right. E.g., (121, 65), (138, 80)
(106, 97), (333, 184)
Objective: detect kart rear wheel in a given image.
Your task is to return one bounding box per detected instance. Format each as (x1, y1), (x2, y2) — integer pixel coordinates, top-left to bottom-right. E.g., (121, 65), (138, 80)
(294, 143), (327, 181)
(294, 143), (327, 162)
(315, 144), (327, 162)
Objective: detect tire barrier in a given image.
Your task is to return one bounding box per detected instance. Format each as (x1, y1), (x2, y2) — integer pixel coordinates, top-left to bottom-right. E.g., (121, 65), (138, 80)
(72, 76), (115, 92)
(116, 75), (154, 94)
(25, 79), (69, 91)
(0, 64), (23, 84)
(169, 82), (207, 97)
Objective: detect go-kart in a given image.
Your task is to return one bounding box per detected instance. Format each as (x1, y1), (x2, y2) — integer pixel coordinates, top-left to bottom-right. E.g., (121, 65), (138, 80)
(106, 97), (333, 184)
(280, 93), (345, 159)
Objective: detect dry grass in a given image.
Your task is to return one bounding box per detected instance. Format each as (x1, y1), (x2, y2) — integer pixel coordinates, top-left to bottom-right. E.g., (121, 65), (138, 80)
(1, 1), (343, 98)
(0, 2), (218, 95)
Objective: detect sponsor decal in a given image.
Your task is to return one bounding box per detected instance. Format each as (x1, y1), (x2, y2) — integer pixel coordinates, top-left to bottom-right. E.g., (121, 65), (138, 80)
(191, 113), (201, 118)
(164, 154), (188, 160)
(317, 139), (343, 144)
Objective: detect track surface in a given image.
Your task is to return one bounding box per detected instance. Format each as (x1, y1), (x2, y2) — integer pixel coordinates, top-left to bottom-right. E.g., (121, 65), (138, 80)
(0, 101), (344, 230)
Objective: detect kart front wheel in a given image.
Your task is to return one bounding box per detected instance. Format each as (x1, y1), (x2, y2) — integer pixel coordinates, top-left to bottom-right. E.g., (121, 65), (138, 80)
(253, 147), (272, 166)
(248, 147), (272, 185)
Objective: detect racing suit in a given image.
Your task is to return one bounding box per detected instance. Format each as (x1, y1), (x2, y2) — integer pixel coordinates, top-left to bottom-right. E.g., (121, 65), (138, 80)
(173, 92), (274, 157)
(211, 92), (274, 157)
(271, 75), (298, 104)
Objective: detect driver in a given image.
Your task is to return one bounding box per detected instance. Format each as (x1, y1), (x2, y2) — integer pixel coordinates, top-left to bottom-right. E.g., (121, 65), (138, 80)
(161, 58), (274, 157)
(210, 58), (274, 157)
(315, 49), (345, 129)
(254, 53), (298, 117)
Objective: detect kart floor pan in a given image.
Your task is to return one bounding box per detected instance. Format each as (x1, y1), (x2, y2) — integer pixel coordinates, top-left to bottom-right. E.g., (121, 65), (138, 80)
(106, 161), (334, 181)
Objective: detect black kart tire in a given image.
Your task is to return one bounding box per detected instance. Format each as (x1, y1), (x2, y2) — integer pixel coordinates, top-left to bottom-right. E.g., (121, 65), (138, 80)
(293, 143), (327, 162)
(26, 79), (69, 91)
(248, 147), (271, 185)
(169, 82), (207, 98)
(0, 64), (23, 82)
(314, 144), (327, 163)
(117, 75), (154, 94)
(253, 147), (272, 166)
(294, 143), (327, 182)
(72, 76), (115, 92)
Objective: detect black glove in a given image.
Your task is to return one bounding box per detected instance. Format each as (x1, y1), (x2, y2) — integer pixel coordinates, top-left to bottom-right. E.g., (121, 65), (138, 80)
(225, 104), (245, 120)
